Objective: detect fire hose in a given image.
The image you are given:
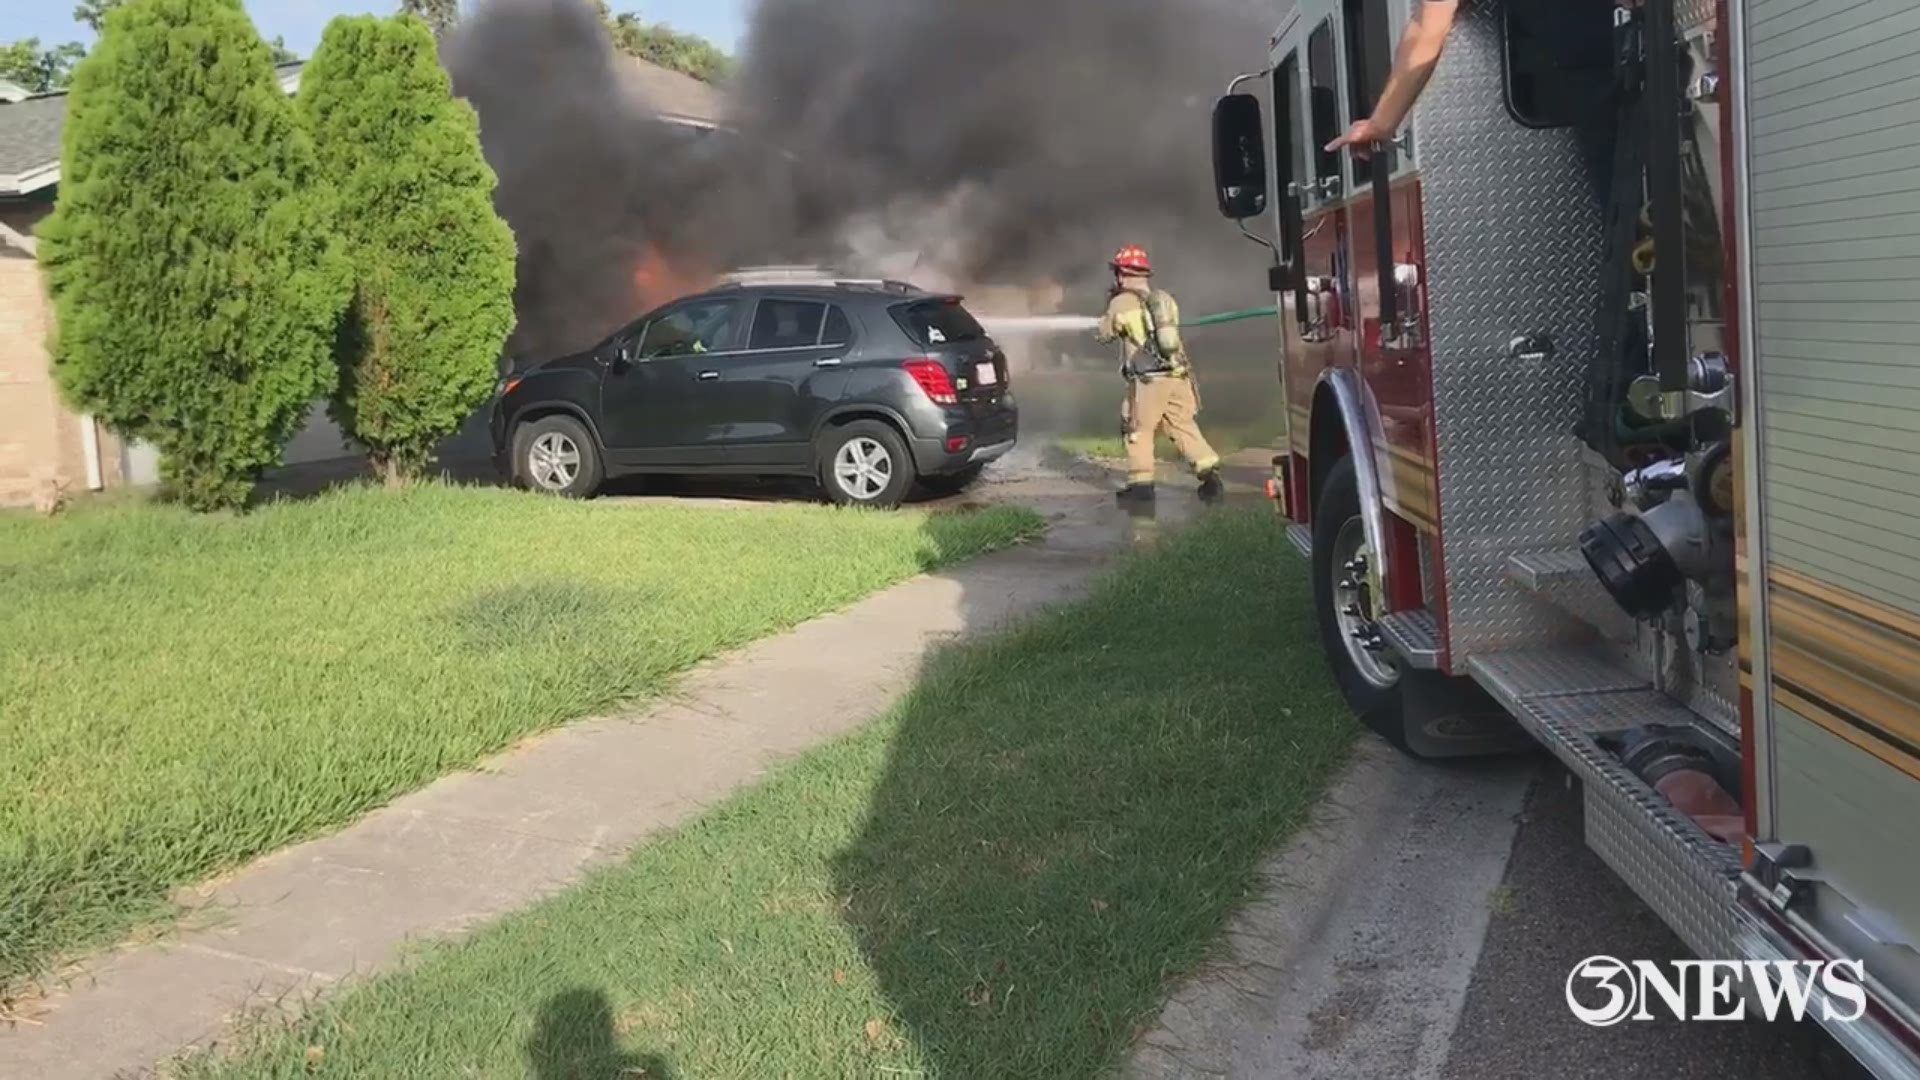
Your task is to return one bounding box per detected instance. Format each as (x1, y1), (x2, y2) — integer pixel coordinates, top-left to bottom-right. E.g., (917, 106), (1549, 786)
(976, 306), (1279, 335)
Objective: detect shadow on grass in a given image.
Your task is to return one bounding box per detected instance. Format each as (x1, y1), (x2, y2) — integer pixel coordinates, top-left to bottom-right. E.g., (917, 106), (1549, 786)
(831, 508), (1357, 1077)
(527, 989), (677, 1080)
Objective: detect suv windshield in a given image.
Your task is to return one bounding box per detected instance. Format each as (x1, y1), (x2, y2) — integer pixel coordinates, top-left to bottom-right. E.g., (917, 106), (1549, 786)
(891, 298), (986, 348)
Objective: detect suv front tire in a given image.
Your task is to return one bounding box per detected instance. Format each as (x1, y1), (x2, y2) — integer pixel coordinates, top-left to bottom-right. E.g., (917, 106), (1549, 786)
(513, 414), (605, 499)
(819, 420), (915, 508)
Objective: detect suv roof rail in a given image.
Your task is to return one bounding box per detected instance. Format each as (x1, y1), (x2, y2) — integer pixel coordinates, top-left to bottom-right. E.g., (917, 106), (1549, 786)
(833, 277), (922, 294)
(711, 267), (927, 295)
(715, 265), (840, 282)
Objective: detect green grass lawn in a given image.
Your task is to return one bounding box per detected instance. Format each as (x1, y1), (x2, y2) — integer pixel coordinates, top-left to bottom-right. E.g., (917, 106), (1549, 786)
(0, 485), (1039, 986)
(184, 509), (1357, 1080)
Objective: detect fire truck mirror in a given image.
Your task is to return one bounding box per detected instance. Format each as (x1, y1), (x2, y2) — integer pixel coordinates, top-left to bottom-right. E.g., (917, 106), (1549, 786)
(1212, 93), (1269, 221)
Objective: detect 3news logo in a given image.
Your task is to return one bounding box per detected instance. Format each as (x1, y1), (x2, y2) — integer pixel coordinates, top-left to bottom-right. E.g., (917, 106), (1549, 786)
(1565, 955), (1868, 1026)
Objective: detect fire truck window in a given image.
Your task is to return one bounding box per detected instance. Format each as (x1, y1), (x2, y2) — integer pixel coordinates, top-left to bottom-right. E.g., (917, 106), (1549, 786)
(1272, 52), (1305, 193)
(821, 306), (853, 348)
(1503, 3), (1614, 129)
(1307, 19), (1342, 187)
(1341, 0), (1393, 184)
(749, 299), (827, 351)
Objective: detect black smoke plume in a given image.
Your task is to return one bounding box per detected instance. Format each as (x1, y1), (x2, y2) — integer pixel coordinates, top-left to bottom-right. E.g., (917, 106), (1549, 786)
(446, 0), (1277, 360)
(441, 0), (726, 359)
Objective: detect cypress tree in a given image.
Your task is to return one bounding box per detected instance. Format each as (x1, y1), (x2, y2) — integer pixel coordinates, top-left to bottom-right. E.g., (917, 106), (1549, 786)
(299, 14), (517, 484)
(38, 0), (349, 510)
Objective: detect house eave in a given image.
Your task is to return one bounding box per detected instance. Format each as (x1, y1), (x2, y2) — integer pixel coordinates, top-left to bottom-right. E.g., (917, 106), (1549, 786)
(0, 162), (60, 198)
(0, 69), (303, 201)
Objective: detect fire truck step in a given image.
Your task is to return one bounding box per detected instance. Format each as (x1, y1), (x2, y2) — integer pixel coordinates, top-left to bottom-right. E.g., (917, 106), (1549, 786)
(1469, 648), (1685, 736)
(1468, 648), (1744, 961)
(1377, 609), (1440, 669)
(1506, 550), (1637, 643)
(1285, 523), (1312, 559)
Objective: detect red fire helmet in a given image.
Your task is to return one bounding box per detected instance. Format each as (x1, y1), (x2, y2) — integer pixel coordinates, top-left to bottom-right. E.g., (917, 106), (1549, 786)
(1110, 245), (1153, 275)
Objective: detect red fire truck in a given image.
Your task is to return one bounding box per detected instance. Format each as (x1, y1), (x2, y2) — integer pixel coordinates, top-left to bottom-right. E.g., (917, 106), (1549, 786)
(1212, 0), (1920, 1071)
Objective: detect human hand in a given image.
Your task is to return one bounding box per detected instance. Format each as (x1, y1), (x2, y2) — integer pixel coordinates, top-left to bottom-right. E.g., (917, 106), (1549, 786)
(1326, 117), (1393, 160)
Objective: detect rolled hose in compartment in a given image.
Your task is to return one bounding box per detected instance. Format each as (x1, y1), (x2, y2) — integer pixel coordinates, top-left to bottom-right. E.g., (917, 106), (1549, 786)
(1618, 726), (1745, 845)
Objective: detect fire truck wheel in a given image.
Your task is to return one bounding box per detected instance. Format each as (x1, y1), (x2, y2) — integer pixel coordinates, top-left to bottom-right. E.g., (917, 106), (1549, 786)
(1312, 454), (1409, 751)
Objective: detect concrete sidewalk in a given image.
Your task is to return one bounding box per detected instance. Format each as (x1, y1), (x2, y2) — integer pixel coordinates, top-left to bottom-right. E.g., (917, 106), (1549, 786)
(0, 455), (1213, 1079)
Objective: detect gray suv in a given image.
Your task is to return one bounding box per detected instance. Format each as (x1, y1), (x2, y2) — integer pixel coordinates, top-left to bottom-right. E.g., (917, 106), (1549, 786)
(489, 271), (1019, 508)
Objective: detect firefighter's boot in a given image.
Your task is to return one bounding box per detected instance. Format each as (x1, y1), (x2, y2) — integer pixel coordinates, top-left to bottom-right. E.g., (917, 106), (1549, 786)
(1197, 467), (1225, 502)
(1116, 482), (1157, 509)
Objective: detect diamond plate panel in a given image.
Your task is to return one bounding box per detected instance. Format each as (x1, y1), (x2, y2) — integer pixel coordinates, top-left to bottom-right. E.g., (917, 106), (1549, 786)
(1682, 651), (1741, 739)
(1470, 645), (1742, 959)
(1507, 550), (1639, 644)
(1506, 549), (1588, 591)
(1378, 609), (1440, 669)
(1421, 2), (1607, 660)
(1527, 688), (1700, 737)
(1677, 0), (1716, 36)
(1286, 523), (1312, 560)
(1469, 648), (1648, 699)
(1586, 778), (1742, 962)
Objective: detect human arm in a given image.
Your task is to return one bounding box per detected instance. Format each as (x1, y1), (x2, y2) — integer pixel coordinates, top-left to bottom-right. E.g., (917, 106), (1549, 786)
(1094, 293), (1126, 344)
(1326, 0), (1459, 157)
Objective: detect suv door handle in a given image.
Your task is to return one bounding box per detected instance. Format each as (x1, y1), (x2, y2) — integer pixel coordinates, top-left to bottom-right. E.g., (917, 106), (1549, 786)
(697, 370), (721, 381)
(814, 357), (842, 368)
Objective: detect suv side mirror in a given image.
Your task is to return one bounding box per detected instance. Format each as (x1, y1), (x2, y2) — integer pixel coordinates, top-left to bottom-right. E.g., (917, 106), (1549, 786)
(1212, 93), (1269, 221)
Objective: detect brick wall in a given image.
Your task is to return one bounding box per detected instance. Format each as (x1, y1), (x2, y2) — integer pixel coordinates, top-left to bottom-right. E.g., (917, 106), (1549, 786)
(0, 246), (122, 507)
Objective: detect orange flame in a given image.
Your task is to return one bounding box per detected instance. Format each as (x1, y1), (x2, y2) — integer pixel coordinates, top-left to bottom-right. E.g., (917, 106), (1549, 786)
(632, 245), (712, 313)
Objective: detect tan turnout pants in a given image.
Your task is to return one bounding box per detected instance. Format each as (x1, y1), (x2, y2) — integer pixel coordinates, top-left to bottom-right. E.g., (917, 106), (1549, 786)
(1123, 375), (1220, 485)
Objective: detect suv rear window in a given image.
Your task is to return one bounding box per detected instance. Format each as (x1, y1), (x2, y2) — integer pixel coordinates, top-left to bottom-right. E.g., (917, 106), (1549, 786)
(822, 306), (853, 348)
(750, 299), (827, 350)
(890, 298), (986, 348)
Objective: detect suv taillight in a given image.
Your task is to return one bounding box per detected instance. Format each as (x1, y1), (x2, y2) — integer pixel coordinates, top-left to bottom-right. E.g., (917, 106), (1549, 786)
(902, 359), (958, 405)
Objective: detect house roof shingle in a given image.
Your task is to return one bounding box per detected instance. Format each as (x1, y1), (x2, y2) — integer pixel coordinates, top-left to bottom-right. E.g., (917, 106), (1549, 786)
(617, 56), (727, 128)
(0, 95), (68, 190)
(0, 62), (308, 198)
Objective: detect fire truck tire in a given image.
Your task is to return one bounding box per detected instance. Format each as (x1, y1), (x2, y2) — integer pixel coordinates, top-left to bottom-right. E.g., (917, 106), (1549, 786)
(1312, 454), (1409, 751)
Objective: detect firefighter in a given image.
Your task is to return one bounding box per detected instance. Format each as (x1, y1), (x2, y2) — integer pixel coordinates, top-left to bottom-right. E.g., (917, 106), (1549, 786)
(1095, 245), (1224, 504)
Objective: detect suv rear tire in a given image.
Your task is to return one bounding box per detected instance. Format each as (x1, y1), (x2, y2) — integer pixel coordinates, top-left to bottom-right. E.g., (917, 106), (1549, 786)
(819, 421), (915, 508)
(512, 414), (604, 499)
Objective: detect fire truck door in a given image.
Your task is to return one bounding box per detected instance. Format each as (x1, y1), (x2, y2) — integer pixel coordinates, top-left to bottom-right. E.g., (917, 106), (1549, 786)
(1338, 0), (1435, 536)
(1271, 49), (1316, 473)
(1295, 15), (1359, 414)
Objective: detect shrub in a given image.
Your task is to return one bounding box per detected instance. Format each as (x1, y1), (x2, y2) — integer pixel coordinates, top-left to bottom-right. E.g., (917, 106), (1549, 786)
(37, 0), (349, 511)
(299, 14), (517, 483)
